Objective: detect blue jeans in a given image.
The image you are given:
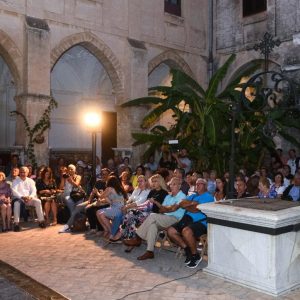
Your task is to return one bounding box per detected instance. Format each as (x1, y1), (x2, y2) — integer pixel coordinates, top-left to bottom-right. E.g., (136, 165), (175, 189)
(110, 210), (124, 236)
(64, 196), (83, 214)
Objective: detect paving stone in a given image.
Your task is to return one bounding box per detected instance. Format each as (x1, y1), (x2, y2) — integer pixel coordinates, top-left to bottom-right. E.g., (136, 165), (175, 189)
(1, 224), (300, 300)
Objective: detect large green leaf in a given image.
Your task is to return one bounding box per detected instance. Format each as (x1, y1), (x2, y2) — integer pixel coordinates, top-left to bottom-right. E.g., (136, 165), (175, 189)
(121, 97), (164, 107)
(131, 132), (164, 146)
(206, 54), (236, 101)
(171, 69), (206, 97)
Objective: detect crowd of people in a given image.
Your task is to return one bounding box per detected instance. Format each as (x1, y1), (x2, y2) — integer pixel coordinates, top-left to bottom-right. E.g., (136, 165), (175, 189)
(1, 147), (300, 269)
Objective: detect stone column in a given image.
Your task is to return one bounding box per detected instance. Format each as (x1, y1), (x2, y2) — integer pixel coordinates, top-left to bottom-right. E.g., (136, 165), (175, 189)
(15, 16), (51, 166)
(14, 94), (53, 166)
(118, 38), (149, 167)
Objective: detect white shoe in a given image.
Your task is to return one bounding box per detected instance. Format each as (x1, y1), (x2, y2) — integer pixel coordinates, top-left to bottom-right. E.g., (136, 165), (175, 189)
(58, 224), (70, 233)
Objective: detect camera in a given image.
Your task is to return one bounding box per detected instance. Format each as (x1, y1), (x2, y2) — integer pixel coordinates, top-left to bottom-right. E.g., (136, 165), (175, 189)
(62, 173), (70, 179)
(168, 139), (179, 153)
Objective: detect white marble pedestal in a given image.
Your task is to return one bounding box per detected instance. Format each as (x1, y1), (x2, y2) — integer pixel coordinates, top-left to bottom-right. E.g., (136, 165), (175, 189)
(199, 200), (300, 296)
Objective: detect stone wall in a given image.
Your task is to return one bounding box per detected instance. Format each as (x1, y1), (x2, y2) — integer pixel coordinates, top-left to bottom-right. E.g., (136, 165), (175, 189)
(0, 0), (207, 166)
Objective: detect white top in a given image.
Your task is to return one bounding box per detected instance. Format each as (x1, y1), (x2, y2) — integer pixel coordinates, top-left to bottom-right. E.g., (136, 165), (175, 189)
(12, 177), (37, 199)
(127, 188), (150, 205)
(179, 157), (192, 174)
(287, 158), (297, 175)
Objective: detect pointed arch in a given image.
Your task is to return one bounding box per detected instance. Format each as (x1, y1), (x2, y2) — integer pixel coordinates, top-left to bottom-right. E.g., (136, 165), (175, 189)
(51, 32), (124, 102)
(0, 29), (22, 92)
(225, 58), (280, 86)
(148, 50), (194, 78)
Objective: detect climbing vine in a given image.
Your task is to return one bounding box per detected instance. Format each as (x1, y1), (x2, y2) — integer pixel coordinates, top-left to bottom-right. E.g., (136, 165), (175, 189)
(10, 97), (58, 170)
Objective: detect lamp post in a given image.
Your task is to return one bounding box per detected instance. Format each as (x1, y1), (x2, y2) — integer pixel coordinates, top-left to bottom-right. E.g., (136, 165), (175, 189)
(83, 111), (101, 186)
(228, 32), (300, 198)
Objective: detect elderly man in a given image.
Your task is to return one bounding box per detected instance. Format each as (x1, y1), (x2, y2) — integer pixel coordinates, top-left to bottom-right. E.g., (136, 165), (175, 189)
(282, 173), (300, 201)
(123, 177), (186, 260)
(167, 178), (214, 268)
(12, 166), (45, 231)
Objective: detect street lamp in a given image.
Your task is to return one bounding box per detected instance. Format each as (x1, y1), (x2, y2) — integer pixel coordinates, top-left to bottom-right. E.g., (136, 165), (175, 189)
(83, 111), (101, 186)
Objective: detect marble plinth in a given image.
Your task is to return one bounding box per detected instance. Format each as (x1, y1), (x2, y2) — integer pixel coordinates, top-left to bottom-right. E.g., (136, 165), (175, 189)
(199, 200), (300, 296)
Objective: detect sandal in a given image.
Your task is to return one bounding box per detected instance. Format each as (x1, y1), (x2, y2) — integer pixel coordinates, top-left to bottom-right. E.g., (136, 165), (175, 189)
(125, 246), (134, 253)
(109, 237), (122, 244)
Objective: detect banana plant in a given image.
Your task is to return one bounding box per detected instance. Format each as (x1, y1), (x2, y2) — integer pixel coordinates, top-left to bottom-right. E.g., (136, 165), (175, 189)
(122, 55), (300, 174)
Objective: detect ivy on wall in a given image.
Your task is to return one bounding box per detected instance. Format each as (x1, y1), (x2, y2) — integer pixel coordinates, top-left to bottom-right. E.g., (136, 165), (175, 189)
(10, 97), (58, 169)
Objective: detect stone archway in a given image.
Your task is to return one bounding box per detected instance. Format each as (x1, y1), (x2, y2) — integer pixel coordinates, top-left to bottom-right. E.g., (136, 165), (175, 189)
(51, 32), (124, 103)
(0, 29), (22, 93)
(148, 50), (194, 78)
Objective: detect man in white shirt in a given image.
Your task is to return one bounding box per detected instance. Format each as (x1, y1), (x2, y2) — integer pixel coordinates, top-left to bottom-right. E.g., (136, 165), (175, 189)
(287, 149), (299, 176)
(172, 148), (192, 174)
(12, 166), (45, 231)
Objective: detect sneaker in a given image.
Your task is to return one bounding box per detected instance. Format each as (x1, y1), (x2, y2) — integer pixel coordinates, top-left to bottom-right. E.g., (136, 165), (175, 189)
(184, 255), (192, 265)
(13, 224), (20, 232)
(184, 247), (192, 264)
(186, 254), (203, 269)
(58, 224), (70, 233)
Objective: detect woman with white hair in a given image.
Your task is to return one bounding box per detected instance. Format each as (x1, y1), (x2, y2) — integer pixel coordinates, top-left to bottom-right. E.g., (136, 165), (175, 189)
(60, 164), (82, 214)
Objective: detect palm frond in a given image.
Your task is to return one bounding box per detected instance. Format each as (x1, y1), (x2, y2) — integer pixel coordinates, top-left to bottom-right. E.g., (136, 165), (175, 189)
(121, 97), (164, 107)
(206, 54), (236, 101)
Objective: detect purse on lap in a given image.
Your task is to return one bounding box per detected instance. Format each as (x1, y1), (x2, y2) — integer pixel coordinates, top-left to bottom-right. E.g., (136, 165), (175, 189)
(70, 186), (86, 202)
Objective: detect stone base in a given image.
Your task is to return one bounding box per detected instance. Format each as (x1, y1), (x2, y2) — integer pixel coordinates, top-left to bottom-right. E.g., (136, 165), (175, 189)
(199, 202), (300, 296)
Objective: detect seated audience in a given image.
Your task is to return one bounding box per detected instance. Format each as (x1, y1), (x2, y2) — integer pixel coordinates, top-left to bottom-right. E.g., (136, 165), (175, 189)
(36, 167), (58, 225)
(120, 174), (169, 244)
(167, 178), (214, 268)
(186, 172), (196, 195)
(60, 164), (82, 214)
(282, 173), (300, 201)
(234, 179), (250, 199)
(120, 171), (134, 194)
(144, 155), (158, 172)
(12, 166), (46, 231)
(214, 177), (227, 202)
(85, 168), (110, 234)
(270, 172), (286, 198)
(109, 175), (150, 242)
(0, 172), (12, 231)
(96, 176), (127, 239)
(6, 167), (19, 186)
(131, 165), (145, 189)
(258, 177), (277, 199)
(174, 168), (189, 195)
(246, 175), (259, 197)
(207, 170), (217, 194)
(123, 177), (186, 260)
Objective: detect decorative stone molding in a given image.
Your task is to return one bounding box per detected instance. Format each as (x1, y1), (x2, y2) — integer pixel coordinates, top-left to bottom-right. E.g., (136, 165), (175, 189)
(0, 29), (22, 93)
(148, 50), (194, 78)
(50, 32), (124, 103)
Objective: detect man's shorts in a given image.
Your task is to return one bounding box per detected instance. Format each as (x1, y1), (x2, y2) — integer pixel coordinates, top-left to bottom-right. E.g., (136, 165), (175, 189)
(172, 214), (207, 238)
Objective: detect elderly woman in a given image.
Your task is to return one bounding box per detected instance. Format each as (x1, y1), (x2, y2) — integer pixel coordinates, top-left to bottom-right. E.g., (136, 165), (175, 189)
(120, 174), (169, 243)
(109, 175), (150, 242)
(60, 164), (82, 214)
(0, 172), (12, 231)
(258, 177), (277, 199)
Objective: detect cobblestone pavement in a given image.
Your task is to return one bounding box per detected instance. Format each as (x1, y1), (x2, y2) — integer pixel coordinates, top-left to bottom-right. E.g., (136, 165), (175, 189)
(1, 223), (300, 300)
(0, 277), (35, 300)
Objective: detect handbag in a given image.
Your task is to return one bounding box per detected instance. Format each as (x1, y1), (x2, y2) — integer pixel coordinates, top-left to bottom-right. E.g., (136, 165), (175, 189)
(70, 186), (86, 202)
